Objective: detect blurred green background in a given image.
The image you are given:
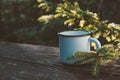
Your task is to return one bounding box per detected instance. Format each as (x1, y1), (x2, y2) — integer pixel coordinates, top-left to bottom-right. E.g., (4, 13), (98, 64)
(0, 0), (120, 46)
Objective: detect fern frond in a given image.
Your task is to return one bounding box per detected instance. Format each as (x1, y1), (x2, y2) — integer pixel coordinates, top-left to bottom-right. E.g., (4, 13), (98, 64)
(74, 51), (96, 57)
(67, 51), (96, 64)
(67, 51), (96, 60)
(77, 57), (95, 64)
(91, 59), (101, 76)
(103, 53), (115, 60)
(67, 44), (120, 76)
(37, 0), (51, 11)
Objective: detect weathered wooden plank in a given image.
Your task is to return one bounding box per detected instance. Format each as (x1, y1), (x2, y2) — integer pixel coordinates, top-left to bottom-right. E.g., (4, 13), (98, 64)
(0, 42), (59, 64)
(0, 42), (120, 80)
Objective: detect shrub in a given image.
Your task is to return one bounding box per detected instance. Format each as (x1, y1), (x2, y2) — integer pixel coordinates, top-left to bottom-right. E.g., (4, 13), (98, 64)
(67, 44), (120, 76)
(38, 0), (120, 46)
(0, 0), (40, 43)
(55, 0), (120, 46)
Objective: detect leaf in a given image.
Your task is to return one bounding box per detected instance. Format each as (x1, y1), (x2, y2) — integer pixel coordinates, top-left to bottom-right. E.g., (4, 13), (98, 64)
(38, 3), (46, 8)
(74, 51), (96, 57)
(70, 10), (77, 15)
(67, 51), (96, 64)
(37, 0), (43, 3)
(77, 57), (95, 64)
(79, 20), (86, 27)
(91, 59), (101, 76)
(54, 14), (62, 18)
(74, 2), (80, 9)
(68, 22), (75, 27)
(64, 19), (75, 25)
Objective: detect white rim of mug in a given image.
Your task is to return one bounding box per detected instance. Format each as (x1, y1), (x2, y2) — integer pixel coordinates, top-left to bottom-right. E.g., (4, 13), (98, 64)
(58, 30), (91, 37)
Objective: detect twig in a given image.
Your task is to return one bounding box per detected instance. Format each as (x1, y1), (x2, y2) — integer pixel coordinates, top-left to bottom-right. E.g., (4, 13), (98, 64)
(97, 0), (103, 16)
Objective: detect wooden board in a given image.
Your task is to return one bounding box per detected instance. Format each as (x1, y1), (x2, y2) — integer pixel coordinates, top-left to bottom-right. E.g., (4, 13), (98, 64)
(0, 42), (120, 80)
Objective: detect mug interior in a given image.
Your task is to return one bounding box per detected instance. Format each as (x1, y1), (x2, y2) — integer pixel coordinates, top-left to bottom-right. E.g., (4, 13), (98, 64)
(58, 30), (90, 37)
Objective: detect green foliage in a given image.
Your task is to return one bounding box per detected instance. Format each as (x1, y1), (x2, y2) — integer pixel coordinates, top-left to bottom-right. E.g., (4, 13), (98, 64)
(37, 0), (52, 12)
(0, 0), (42, 44)
(37, 0), (62, 13)
(37, 0), (120, 46)
(38, 15), (54, 30)
(55, 0), (120, 45)
(67, 44), (120, 76)
(55, 0), (98, 27)
(37, 14), (68, 32)
(37, 0), (68, 33)
(14, 27), (38, 42)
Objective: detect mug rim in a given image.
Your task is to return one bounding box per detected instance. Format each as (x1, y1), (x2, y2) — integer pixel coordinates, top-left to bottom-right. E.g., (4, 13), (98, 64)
(58, 30), (91, 37)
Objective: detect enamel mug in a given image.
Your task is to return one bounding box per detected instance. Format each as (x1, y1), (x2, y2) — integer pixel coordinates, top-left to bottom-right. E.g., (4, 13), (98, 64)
(58, 30), (101, 64)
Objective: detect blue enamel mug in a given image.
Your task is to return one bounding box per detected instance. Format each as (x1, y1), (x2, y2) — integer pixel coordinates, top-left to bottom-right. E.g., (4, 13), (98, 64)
(58, 30), (101, 64)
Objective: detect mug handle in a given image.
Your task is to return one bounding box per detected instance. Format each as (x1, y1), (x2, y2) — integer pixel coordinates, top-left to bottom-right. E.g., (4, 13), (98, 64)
(88, 37), (101, 52)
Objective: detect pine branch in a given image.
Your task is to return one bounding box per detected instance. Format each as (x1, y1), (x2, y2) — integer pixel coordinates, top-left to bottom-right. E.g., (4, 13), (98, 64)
(67, 51), (96, 64)
(91, 59), (101, 76)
